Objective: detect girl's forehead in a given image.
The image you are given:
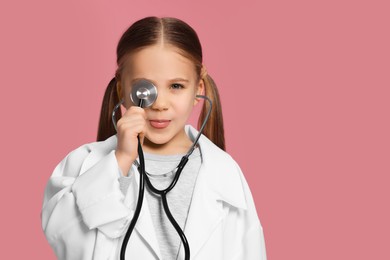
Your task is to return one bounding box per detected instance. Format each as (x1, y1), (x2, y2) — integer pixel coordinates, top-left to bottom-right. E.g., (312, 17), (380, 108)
(124, 45), (196, 75)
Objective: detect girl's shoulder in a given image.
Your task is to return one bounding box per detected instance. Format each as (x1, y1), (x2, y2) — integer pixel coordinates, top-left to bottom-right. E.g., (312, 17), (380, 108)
(186, 125), (235, 163)
(196, 132), (238, 166)
(65, 134), (117, 159)
(55, 135), (118, 177)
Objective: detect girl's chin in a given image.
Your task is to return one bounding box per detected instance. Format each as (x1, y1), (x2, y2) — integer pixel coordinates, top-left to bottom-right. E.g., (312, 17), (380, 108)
(144, 127), (188, 148)
(144, 136), (171, 146)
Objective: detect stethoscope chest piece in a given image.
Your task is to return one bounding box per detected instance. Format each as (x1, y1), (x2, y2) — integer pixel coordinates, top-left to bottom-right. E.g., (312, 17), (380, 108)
(130, 79), (158, 108)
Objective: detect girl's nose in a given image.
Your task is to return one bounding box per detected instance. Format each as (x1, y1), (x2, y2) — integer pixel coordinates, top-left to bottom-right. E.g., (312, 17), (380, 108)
(151, 91), (168, 111)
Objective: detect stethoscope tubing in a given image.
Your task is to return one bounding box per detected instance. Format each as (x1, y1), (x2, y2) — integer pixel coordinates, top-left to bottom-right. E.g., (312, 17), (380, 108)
(120, 136), (191, 260)
(117, 95), (212, 260)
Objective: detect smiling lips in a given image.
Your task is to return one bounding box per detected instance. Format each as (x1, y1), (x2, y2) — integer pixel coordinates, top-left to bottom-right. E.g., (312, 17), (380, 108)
(149, 120), (171, 129)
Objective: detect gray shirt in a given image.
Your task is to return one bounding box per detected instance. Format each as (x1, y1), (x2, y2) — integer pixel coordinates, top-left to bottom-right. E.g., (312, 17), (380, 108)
(118, 147), (202, 260)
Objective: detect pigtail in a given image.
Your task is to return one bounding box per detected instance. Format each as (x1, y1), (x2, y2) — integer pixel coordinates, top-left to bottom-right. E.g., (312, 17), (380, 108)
(97, 77), (121, 141)
(198, 74), (226, 151)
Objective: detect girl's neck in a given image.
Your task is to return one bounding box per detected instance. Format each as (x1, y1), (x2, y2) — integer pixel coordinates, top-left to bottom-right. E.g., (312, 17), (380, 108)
(142, 130), (193, 155)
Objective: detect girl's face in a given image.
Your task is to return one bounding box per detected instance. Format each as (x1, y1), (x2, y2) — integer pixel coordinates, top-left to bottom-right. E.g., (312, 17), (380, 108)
(119, 44), (204, 153)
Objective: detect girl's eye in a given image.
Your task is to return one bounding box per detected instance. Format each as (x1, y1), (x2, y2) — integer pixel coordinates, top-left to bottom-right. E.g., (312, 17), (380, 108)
(171, 83), (184, 90)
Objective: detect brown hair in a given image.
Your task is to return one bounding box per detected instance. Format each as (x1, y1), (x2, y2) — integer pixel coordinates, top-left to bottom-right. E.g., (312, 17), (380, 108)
(97, 16), (225, 151)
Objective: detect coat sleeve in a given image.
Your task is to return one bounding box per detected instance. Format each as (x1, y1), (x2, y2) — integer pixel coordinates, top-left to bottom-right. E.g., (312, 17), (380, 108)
(41, 144), (135, 257)
(223, 162), (267, 260)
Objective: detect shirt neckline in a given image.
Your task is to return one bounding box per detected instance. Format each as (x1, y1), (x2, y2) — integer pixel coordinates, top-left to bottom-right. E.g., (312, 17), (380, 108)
(143, 146), (201, 162)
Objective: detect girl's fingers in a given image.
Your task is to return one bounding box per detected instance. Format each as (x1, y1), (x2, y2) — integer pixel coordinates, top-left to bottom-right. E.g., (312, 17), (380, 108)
(115, 105), (148, 160)
(118, 119), (146, 135)
(123, 106), (146, 119)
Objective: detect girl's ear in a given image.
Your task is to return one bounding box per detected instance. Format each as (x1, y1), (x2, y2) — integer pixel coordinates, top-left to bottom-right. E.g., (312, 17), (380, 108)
(194, 79), (205, 105)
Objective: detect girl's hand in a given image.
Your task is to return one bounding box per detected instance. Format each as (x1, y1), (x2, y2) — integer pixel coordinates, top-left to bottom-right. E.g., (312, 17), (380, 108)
(115, 106), (147, 176)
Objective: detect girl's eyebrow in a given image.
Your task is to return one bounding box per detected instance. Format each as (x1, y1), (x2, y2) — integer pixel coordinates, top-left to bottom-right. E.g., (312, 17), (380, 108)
(131, 77), (189, 84)
(168, 78), (189, 82)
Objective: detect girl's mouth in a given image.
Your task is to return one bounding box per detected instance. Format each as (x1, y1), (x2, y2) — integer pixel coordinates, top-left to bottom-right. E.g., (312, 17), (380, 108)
(149, 120), (171, 129)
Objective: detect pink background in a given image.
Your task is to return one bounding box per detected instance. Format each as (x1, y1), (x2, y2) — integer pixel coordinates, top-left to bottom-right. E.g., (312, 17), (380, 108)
(1, 0), (389, 259)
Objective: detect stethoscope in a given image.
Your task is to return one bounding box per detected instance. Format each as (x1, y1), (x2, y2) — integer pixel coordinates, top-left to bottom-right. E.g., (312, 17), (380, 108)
(111, 79), (212, 260)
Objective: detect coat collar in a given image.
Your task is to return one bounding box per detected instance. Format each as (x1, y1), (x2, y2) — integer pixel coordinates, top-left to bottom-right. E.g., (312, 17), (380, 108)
(184, 125), (247, 210)
(80, 125), (247, 259)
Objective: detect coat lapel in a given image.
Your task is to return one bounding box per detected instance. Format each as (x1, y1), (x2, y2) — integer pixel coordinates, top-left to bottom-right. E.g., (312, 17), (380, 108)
(128, 163), (163, 259)
(78, 136), (163, 259)
(176, 126), (248, 259)
(176, 160), (224, 259)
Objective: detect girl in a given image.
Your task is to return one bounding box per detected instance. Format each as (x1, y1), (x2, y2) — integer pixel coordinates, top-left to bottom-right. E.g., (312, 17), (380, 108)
(41, 16), (267, 260)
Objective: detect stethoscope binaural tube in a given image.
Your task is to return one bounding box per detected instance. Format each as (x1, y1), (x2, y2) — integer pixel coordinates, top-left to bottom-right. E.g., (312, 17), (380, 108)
(112, 79), (212, 260)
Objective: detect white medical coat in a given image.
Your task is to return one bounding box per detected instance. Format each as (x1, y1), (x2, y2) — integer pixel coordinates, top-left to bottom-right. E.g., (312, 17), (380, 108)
(41, 125), (267, 260)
